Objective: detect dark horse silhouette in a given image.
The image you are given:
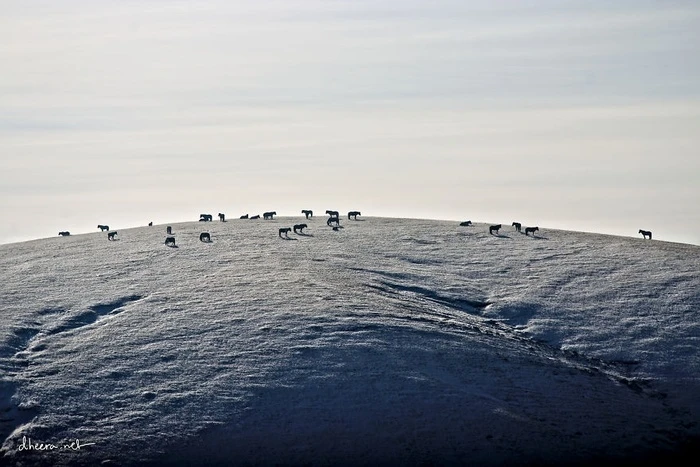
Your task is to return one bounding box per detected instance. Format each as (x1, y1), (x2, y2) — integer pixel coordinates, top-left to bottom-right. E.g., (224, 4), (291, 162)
(250, 215), (260, 219)
(148, 222), (153, 226)
(512, 222), (521, 232)
(489, 224), (502, 235)
(325, 210), (339, 218)
(639, 229), (652, 240)
(293, 223), (307, 234)
(166, 226), (173, 234)
(107, 231), (118, 241)
(218, 213), (226, 222)
(165, 236), (176, 246)
(58, 231), (70, 236)
(459, 221), (472, 226)
(302, 210), (313, 219)
(200, 232), (211, 242)
(263, 211), (276, 220)
(240, 214), (249, 219)
(525, 226), (539, 236)
(97, 224), (109, 232)
(279, 227), (292, 238)
(348, 211), (361, 220)
(327, 216), (340, 227)
(199, 214), (213, 222)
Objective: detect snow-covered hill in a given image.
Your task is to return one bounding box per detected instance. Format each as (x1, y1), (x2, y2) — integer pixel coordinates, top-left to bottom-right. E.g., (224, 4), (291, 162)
(1, 217), (698, 466)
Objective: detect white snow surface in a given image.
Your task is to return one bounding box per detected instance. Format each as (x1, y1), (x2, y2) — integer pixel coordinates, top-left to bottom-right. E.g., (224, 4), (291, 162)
(0, 217), (698, 466)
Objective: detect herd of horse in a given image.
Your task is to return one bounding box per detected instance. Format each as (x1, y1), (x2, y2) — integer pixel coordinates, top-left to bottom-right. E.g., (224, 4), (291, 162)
(55, 214), (654, 244)
(467, 222), (539, 236)
(460, 221), (652, 240)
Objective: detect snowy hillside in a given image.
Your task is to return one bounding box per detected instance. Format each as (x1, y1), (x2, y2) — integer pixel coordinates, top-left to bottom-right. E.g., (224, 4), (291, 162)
(1, 217), (698, 466)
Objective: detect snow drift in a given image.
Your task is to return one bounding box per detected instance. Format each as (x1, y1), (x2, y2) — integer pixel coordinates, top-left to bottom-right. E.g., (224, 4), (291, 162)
(1, 217), (698, 466)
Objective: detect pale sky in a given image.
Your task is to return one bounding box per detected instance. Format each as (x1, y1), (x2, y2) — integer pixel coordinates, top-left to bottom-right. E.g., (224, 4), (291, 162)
(2, 0), (699, 245)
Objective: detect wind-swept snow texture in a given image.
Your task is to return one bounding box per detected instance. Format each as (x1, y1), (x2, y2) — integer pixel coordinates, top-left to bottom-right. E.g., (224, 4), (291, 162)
(1, 218), (698, 466)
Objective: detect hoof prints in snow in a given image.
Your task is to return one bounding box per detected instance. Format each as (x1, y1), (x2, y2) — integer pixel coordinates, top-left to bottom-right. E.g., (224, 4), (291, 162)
(47, 294), (143, 336)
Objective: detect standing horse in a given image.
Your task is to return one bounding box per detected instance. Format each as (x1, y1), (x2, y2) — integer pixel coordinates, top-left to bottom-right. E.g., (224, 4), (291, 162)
(326, 210), (339, 218)
(218, 213), (226, 222)
(279, 227), (292, 238)
(199, 214), (213, 222)
(97, 224), (110, 232)
(166, 226), (173, 234)
(639, 229), (652, 240)
(348, 211), (361, 220)
(327, 216), (340, 227)
(263, 211), (277, 220)
(293, 223), (307, 234)
(512, 222), (521, 232)
(200, 232), (212, 242)
(525, 226), (539, 236)
(489, 224), (502, 235)
(107, 231), (118, 241)
(302, 210), (313, 219)
(165, 236), (176, 246)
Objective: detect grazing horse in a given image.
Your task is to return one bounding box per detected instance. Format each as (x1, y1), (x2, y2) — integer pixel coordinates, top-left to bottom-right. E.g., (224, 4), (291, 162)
(525, 226), (539, 236)
(250, 215), (260, 219)
(348, 211), (361, 220)
(240, 214), (249, 219)
(293, 223), (307, 234)
(58, 231), (70, 236)
(200, 232), (211, 242)
(512, 222), (521, 232)
(164, 236), (176, 246)
(459, 221), (472, 226)
(326, 210), (339, 218)
(489, 224), (502, 235)
(199, 214), (213, 222)
(97, 224), (109, 232)
(639, 229), (652, 240)
(327, 216), (340, 227)
(218, 213), (226, 222)
(107, 231), (118, 241)
(166, 226), (173, 234)
(279, 227), (292, 238)
(263, 211), (276, 220)
(302, 210), (313, 219)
